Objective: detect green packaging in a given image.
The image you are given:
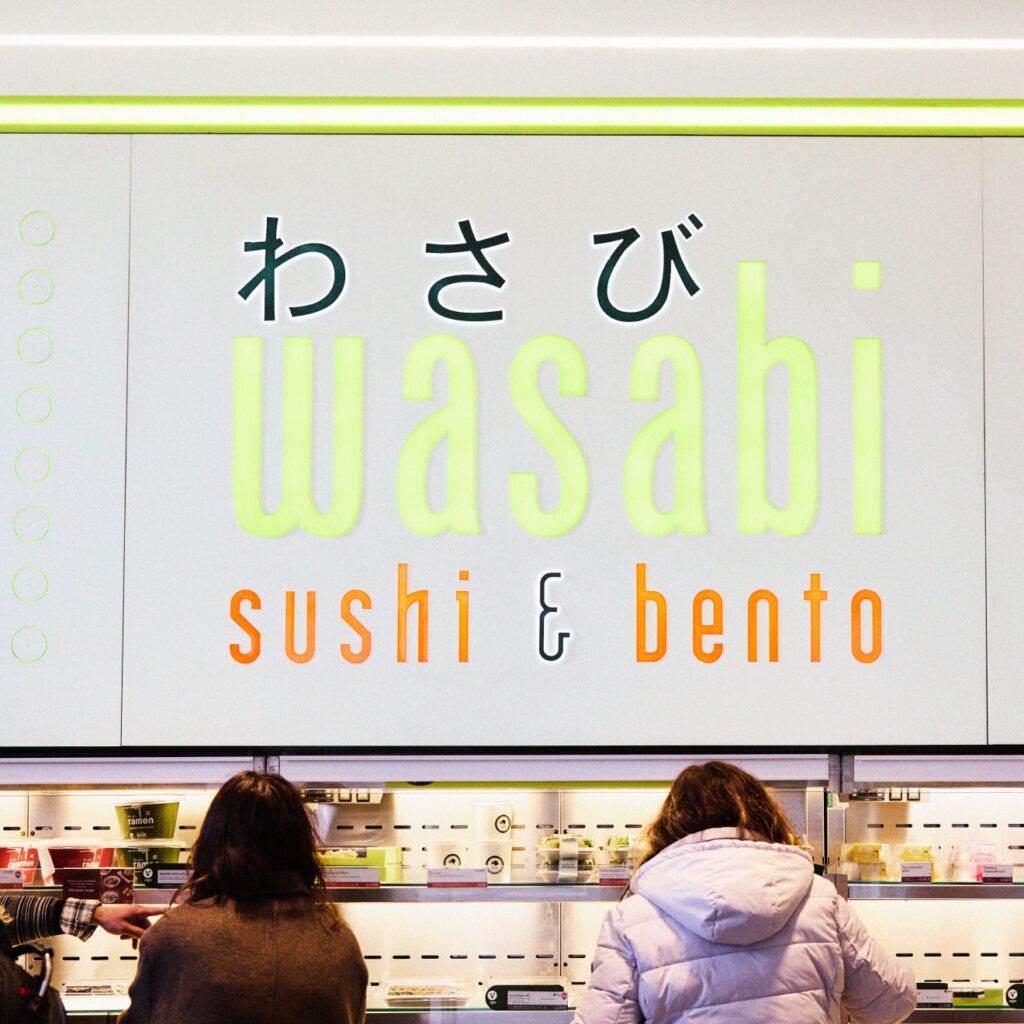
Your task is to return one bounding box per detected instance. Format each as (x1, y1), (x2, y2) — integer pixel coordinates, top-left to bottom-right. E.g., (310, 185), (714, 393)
(114, 801), (180, 840)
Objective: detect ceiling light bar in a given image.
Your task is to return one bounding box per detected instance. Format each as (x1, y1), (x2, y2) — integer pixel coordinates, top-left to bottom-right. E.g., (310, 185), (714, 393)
(2, 98), (1024, 135)
(1, 35), (1024, 51)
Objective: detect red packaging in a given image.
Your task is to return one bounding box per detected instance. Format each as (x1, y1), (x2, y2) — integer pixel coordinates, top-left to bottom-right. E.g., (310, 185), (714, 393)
(0, 846), (40, 886)
(46, 846), (115, 885)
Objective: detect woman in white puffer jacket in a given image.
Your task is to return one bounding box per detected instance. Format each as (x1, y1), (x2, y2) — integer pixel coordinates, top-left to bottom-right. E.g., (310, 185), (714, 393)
(574, 762), (916, 1024)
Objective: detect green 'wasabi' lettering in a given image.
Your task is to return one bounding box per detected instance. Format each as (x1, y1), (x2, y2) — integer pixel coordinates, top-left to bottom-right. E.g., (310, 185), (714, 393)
(397, 334), (479, 536)
(625, 334), (706, 535)
(509, 335), (588, 537)
(737, 262), (818, 535)
(232, 336), (363, 537)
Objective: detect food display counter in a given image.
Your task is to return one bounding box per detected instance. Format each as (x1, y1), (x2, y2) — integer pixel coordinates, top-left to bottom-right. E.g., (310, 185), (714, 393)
(2, 752), (1024, 1022)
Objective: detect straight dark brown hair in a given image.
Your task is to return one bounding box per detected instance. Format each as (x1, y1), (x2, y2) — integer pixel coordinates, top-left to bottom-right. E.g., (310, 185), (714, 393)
(176, 771), (331, 907)
(639, 761), (795, 867)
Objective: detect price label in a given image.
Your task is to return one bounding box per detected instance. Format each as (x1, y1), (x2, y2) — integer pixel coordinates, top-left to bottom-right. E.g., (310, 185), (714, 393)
(916, 989), (953, 1006)
(323, 866), (381, 888)
(981, 863), (1014, 883)
(427, 868), (487, 887)
(0, 869), (24, 889)
(599, 865), (632, 886)
(508, 991), (570, 1007)
(900, 863), (933, 882)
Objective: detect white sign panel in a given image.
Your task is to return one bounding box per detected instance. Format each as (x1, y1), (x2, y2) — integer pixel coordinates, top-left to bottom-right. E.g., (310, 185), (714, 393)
(981, 139), (1024, 746)
(0, 136), (129, 746)
(120, 135), (986, 747)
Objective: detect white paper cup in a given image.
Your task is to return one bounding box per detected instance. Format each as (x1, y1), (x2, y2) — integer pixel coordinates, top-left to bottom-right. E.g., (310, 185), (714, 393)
(474, 840), (512, 883)
(473, 802), (514, 840)
(427, 841), (470, 870)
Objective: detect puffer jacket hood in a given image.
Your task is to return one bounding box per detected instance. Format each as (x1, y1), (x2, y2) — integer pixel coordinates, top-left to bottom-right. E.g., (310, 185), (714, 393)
(631, 826), (814, 946)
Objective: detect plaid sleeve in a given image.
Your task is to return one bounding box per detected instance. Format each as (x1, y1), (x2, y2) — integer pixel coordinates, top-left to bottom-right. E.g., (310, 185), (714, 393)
(60, 897), (100, 939)
(0, 893), (63, 944)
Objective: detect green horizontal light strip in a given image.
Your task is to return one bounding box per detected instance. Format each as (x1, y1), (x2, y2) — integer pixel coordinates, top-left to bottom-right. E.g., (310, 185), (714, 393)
(3, 97), (1024, 135)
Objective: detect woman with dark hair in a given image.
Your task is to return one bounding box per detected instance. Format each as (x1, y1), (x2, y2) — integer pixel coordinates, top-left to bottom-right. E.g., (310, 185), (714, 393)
(574, 761), (915, 1024)
(118, 772), (367, 1024)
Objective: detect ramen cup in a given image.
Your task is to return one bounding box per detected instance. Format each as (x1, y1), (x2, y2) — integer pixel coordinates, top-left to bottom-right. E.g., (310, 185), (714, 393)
(115, 842), (184, 872)
(0, 846), (40, 886)
(114, 801), (179, 840)
(43, 845), (115, 885)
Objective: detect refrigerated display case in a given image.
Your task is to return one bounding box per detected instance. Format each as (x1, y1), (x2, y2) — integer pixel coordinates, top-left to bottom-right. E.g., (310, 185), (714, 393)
(4, 752), (1024, 1022)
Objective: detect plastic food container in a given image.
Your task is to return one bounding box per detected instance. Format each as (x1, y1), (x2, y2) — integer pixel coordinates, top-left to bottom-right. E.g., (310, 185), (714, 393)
(892, 844), (951, 881)
(605, 836), (638, 865)
(319, 847), (403, 883)
(536, 837), (595, 864)
(538, 864), (597, 884)
(114, 801), (179, 840)
(0, 846), (40, 886)
(38, 843), (116, 885)
(951, 986), (1003, 1008)
(951, 844), (1002, 882)
(114, 841), (185, 872)
(383, 978), (468, 1006)
(840, 843), (893, 881)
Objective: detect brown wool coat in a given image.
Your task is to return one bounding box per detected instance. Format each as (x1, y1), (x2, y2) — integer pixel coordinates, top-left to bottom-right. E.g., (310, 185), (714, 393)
(118, 877), (367, 1024)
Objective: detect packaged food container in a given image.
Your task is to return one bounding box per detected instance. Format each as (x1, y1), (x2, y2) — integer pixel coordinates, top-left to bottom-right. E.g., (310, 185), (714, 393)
(0, 846), (40, 886)
(114, 801), (179, 840)
(840, 843), (893, 881)
(37, 842), (116, 885)
(892, 844), (951, 881)
(951, 986), (1003, 1008)
(537, 864), (597, 884)
(319, 847), (403, 883)
(114, 841), (185, 873)
(605, 836), (639, 865)
(536, 836), (595, 864)
(951, 843), (1002, 882)
(383, 978), (468, 1006)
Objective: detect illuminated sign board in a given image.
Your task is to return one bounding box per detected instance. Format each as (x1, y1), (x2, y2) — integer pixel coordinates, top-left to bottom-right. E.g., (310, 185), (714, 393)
(1, 135), (989, 746)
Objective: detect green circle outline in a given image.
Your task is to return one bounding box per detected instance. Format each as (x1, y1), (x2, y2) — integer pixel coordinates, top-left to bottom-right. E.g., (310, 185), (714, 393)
(17, 328), (54, 365)
(19, 211), (56, 247)
(11, 626), (47, 664)
(13, 506), (50, 543)
(12, 566), (48, 605)
(14, 448), (52, 484)
(18, 269), (55, 306)
(16, 387), (53, 424)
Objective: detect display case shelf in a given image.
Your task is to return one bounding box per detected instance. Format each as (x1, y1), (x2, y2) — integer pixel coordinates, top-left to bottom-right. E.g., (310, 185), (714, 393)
(64, 1008), (577, 1023)
(848, 883), (1024, 900)
(906, 1012), (1024, 1022)
(13, 883), (628, 905)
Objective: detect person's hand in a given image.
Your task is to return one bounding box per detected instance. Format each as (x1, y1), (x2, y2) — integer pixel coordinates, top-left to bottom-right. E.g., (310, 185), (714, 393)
(92, 903), (164, 942)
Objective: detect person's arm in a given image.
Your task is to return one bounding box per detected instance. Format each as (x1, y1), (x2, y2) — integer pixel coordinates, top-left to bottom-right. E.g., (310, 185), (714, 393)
(837, 896), (917, 1024)
(572, 905), (642, 1024)
(0, 894), (163, 945)
(0, 894), (99, 944)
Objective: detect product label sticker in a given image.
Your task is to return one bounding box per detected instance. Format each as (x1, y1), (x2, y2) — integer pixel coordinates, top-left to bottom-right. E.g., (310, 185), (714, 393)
(916, 990), (953, 1006)
(427, 868), (488, 887)
(599, 865), (632, 886)
(508, 991), (570, 1007)
(980, 863), (1014, 883)
(0, 869), (24, 889)
(900, 863), (933, 882)
(557, 835), (579, 882)
(323, 866), (381, 888)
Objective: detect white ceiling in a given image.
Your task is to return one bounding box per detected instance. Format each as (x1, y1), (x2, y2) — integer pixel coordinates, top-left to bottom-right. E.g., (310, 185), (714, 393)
(1, 1), (1022, 98)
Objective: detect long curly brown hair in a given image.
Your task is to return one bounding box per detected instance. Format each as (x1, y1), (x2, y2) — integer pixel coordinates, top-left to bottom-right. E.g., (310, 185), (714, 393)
(639, 761), (795, 867)
(175, 771), (332, 909)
